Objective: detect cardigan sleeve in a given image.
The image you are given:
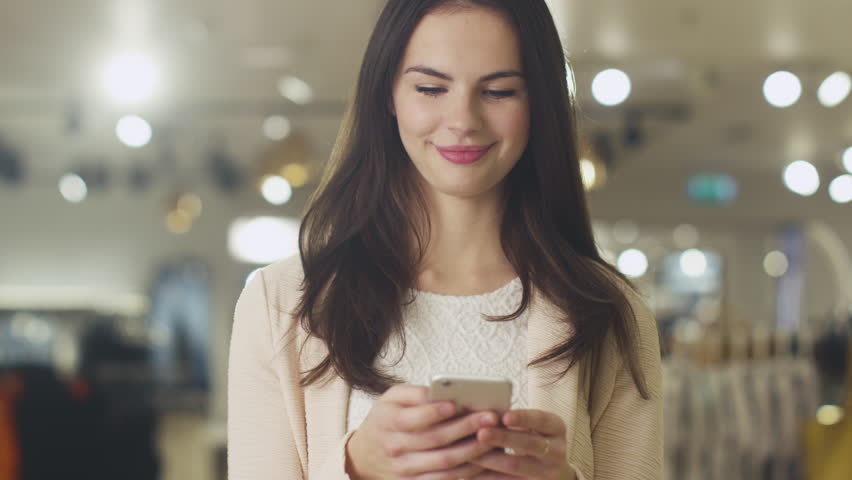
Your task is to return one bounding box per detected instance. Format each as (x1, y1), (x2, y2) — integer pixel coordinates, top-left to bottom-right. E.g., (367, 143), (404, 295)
(228, 266), (357, 480)
(228, 269), (304, 480)
(587, 289), (664, 480)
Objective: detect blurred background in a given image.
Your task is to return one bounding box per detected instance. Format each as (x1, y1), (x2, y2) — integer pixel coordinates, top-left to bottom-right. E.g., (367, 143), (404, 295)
(0, 0), (850, 479)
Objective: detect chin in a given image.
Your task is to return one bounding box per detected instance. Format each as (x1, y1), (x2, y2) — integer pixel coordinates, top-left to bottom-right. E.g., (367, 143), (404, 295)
(428, 178), (501, 200)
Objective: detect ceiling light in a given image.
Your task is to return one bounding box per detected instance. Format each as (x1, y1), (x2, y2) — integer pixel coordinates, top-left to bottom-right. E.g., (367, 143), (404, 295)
(260, 175), (293, 205)
(617, 248), (648, 278)
(591, 69), (631, 106)
(116, 115), (152, 148)
(58, 173), (88, 203)
(102, 53), (158, 104)
(277, 75), (314, 104)
(263, 115), (292, 140)
(828, 175), (852, 203)
(679, 249), (708, 278)
(782, 160), (819, 196)
(763, 71), (801, 108)
(228, 216), (300, 264)
(817, 72), (851, 108)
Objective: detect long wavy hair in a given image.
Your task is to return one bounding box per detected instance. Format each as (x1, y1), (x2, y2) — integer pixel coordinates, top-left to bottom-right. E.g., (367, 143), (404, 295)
(294, 0), (649, 399)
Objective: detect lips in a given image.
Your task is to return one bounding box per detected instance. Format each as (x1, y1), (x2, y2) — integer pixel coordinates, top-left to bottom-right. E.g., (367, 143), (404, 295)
(435, 143), (495, 165)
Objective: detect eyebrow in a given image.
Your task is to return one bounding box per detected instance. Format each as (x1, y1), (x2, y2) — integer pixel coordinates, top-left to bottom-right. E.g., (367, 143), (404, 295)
(403, 65), (524, 82)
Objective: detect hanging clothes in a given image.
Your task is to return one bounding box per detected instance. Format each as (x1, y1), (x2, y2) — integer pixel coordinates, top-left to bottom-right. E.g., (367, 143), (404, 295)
(0, 372), (23, 480)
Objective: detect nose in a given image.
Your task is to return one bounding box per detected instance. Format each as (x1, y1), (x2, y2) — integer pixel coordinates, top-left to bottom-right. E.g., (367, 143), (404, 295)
(446, 91), (483, 136)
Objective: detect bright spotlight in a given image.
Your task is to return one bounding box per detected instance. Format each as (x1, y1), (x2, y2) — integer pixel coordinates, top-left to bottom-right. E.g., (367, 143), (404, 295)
(58, 173), (88, 203)
(828, 175), (852, 204)
(763, 71), (802, 108)
(591, 69), (631, 106)
(260, 175), (293, 205)
(679, 249), (708, 278)
(228, 216), (300, 264)
(783, 160), (819, 196)
(843, 147), (852, 173)
(817, 72), (851, 108)
(103, 53), (157, 104)
(116, 115), (152, 148)
(617, 248), (648, 278)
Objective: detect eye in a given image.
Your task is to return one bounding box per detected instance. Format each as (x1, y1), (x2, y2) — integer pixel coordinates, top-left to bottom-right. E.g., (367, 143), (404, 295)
(416, 86), (445, 97)
(485, 89), (516, 99)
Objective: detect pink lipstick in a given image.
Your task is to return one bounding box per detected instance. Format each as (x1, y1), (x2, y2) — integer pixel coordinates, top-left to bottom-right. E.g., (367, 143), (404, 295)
(435, 143), (495, 165)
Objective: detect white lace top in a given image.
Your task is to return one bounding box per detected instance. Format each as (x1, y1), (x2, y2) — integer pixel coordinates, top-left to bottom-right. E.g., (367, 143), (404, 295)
(347, 277), (529, 433)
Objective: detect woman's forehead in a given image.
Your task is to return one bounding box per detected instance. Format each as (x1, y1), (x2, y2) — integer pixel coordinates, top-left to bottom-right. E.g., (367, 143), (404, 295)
(401, 8), (523, 75)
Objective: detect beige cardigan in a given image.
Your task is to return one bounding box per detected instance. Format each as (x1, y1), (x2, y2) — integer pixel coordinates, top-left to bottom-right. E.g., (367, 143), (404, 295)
(228, 255), (663, 479)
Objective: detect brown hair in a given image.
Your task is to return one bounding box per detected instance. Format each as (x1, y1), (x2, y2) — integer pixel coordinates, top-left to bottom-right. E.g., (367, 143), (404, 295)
(293, 0), (650, 399)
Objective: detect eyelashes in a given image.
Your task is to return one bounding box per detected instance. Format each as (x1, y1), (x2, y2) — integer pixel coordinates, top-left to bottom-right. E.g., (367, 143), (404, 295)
(415, 86), (517, 99)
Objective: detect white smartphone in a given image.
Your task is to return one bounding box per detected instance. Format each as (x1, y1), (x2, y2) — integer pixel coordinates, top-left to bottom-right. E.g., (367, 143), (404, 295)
(429, 374), (512, 415)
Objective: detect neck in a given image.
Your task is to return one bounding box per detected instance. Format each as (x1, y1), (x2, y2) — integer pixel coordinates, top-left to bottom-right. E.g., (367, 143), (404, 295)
(415, 186), (515, 292)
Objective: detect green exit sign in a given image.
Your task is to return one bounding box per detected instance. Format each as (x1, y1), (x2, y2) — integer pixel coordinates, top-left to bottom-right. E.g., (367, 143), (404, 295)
(687, 174), (738, 205)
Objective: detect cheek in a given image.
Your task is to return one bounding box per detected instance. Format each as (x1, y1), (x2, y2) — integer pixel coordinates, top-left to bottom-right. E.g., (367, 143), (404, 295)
(396, 97), (440, 138)
(491, 105), (530, 144)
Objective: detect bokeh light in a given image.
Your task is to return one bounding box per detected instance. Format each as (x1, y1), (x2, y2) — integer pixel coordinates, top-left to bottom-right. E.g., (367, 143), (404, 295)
(783, 160), (819, 196)
(260, 175), (293, 205)
(592, 69), (631, 106)
(617, 248), (648, 278)
(817, 72), (851, 108)
(58, 173), (88, 203)
(763, 250), (789, 278)
(102, 53), (158, 104)
(828, 174), (852, 203)
(763, 71), (802, 108)
(116, 115), (153, 148)
(680, 249), (708, 278)
(263, 115), (292, 141)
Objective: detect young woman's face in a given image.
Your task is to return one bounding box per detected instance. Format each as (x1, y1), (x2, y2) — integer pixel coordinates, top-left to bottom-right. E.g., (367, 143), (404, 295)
(392, 7), (530, 201)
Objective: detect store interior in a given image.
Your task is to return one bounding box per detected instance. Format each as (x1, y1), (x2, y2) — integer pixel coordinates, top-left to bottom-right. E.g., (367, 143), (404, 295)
(1, 0), (851, 479)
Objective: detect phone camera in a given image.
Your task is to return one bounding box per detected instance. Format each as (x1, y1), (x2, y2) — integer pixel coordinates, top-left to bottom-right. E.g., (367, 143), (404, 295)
(441, 379), (451, 387)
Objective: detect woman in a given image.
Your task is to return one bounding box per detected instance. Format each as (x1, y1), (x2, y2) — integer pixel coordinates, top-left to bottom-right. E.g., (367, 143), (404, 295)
(228, 1), (662, 479)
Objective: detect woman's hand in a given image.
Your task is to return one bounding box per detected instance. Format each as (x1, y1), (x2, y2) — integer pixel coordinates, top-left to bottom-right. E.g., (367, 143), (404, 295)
(467, 409), (575, 480)
(346, 384), (502, 480)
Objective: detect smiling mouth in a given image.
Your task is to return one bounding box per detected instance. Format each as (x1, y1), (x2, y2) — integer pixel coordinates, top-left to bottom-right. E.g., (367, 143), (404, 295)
(434, 143), (495, 165)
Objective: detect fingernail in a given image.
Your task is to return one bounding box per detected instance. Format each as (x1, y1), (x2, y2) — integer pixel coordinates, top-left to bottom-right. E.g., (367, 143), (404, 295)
(441, 403), (456, 415)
